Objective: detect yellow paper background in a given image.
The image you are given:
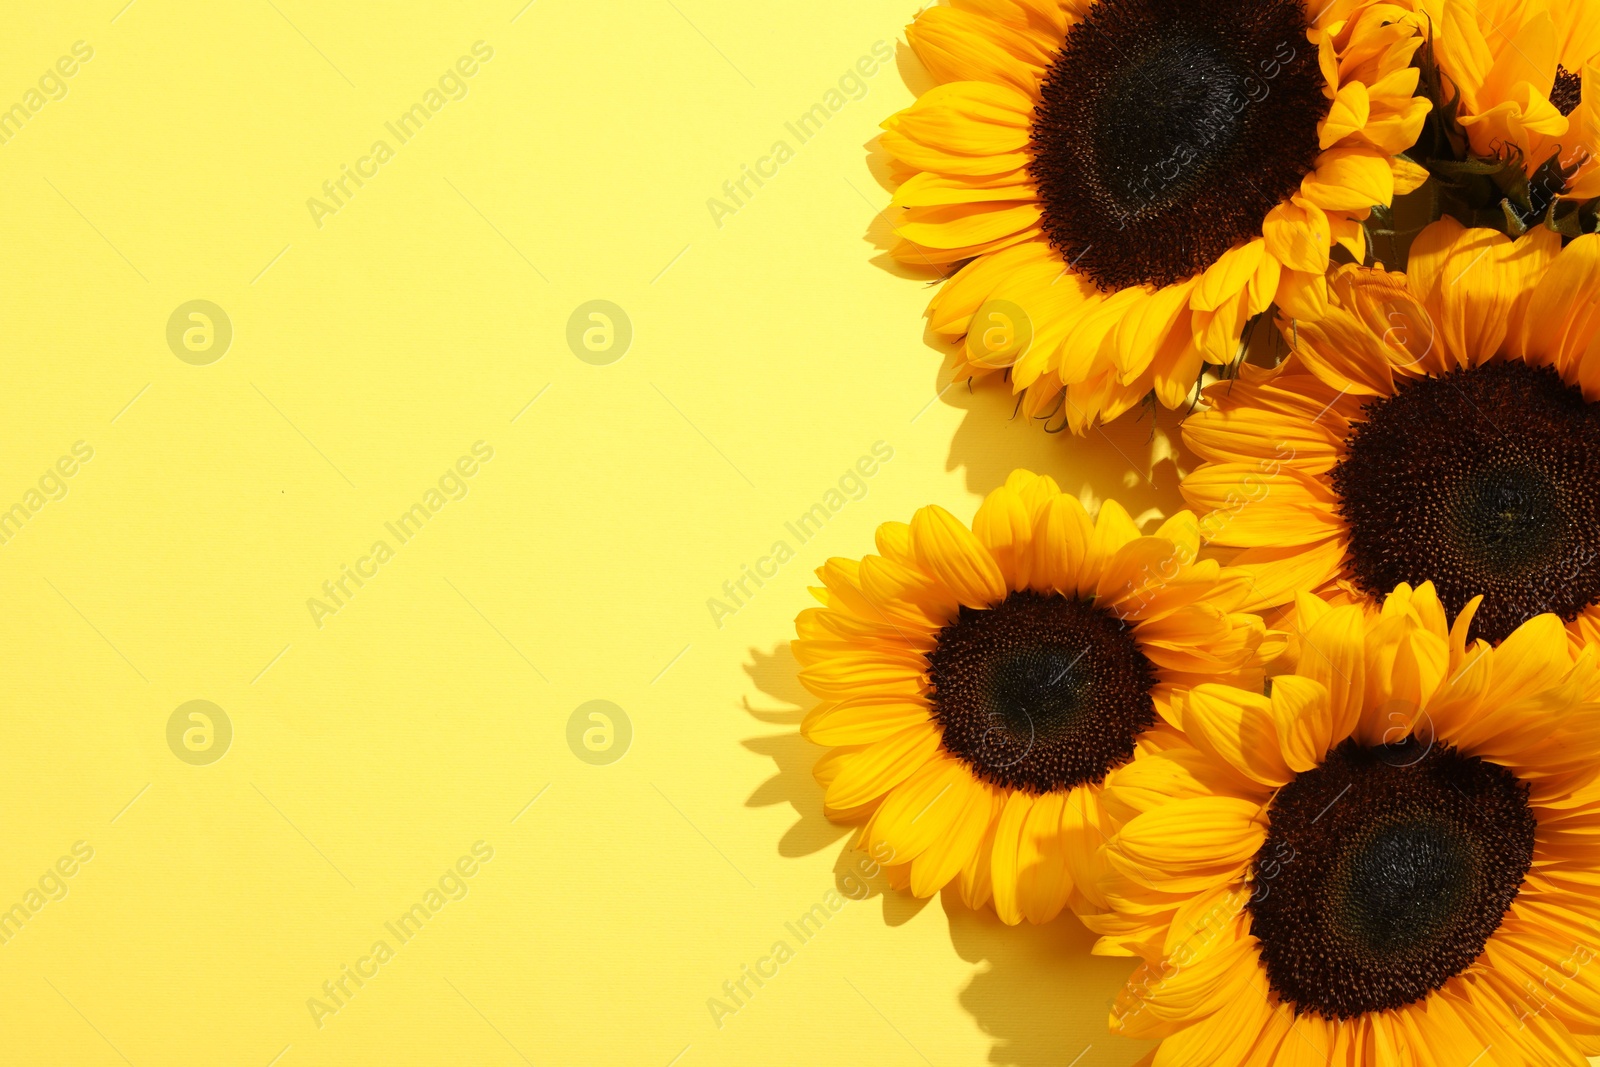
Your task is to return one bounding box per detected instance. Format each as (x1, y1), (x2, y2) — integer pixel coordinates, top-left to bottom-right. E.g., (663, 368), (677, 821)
(0, 1), (1245, 1063)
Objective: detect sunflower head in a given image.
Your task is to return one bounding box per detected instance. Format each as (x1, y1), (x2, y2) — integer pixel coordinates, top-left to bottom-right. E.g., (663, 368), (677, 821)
(1183, 218), (1600, 647)
(1429, 0), (1600, 209)
(1028, 0), (1327, 293)
(1093, 582), (1600, 1062)
(794, 470), (1280, 923)
(883, 0), (1432, 430)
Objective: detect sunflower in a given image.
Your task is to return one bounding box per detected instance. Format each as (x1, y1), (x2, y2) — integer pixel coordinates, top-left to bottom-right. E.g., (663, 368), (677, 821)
(794, 470), (1278, 924)
(881, 0), (1433, 432)
(1432, 0), (1600, 200)
(1182, 217), (1600, 647)
(1090, 582), (1600, 1065)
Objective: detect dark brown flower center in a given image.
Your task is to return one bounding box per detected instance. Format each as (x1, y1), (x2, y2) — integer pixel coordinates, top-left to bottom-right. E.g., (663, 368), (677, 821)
(1249, 738), (1535, 1018)
(1029, 0), (1328, 291)
(1331, 361), (1600, 644)
(926, 590), (1155, 793)
(1553, 65), (1583, 117)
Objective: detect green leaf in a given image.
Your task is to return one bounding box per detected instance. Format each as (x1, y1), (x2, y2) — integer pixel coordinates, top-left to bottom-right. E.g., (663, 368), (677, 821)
(1501, 199), (1530, 236)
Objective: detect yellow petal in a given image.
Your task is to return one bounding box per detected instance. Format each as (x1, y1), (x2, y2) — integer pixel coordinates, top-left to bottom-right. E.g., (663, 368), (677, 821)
(927, 239), (1055, 336)
(1081, 499), (1143, 593)
(897, 200), (1043, 250)
(910, 505), (1007, 608)
(1057, 285), (1145, 385)
(1097, 536), (1186, 613)
(858, 551), (956, 631)
(1300, 147), (1394, 211)
(1214, 538), (1346, 613)
(1356, 621), (1449, 746)
(1031, 493), (1093, 596)
(1113, 281), (1196, 380)
(957, 801), (1000, 910)
(1182, 390), (1345, 474)
(893, 168), (1035, 211)
(880, 81), (1034, 176)
(1183, 684), (1294, 787)
(824, 722), (945, 811)
(1479, 7), (1557, 110)
(797, 651), (926, 699)
(1152, 511), (1202, 565)
(1061, 784), (1115, 909)
(1404, 216), (1466, 310)
(1014, 790), (1073, 923)
(1099, 749), (1231, 823)
(1108, 796), (1265, 894)
(1193, 241), (1265, 313)
(1438, 0), (1494, 111)
(1178, 464), (1341, 549)
(882, 80), (1033, 153)
(1320, 80), (1371, 148)
(868, 756), (980, 864)
(1114, 890), (1255, 1040)
(972, 481), (1036, 589)
(989, 789), (1033, 925)
(907, 6), (1051, 93)
(1295, 601), (1367, 743)
(1148, 955), (1274, 1067)
(1517, 232), (1600, 377)
(1268, 674), (1335, 772)
(1263, 197), (1330, 275)
(1390, 154), (1430, 195)
(1005, 468), (1062, 519)
(803, 697), (932, 747)
(1434, 227), (1533, 365)
(908, 774), (999, 895)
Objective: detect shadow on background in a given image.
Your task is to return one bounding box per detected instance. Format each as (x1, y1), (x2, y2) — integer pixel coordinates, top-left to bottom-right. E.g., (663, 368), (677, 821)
(742, 643), (933, 927)
(741, 643), (846, 859)
(742, 643), (1152, 1064)
(942, 376), (1197, 523)
(830, 43), (1256, 1058)
(856, 41), (945, 283)
(859, 129), (945, 285)
(858, 122), (1199, 523)
(944, 893), (1156, 1067)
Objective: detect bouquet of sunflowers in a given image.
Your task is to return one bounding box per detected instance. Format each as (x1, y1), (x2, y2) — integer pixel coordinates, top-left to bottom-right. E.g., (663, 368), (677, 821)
(788, 0), (1600, 1061)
